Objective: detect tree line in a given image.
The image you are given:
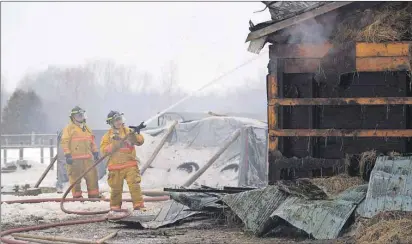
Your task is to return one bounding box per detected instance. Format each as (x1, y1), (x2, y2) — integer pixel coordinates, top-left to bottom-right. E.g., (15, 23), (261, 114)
(1, 60), (266, 134)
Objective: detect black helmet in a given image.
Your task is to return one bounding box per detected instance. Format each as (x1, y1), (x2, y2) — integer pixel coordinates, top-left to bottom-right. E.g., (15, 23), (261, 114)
(70, 106), (86, 122)
(106, 110), (124, 125)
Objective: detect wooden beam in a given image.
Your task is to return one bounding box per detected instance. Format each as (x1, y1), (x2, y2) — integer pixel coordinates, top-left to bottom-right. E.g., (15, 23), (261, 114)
(246, 2), (354, 41)
(356, 57), (410, 72)
(269, 129), (412, 137)
(270, 43), (333, 58)
(356, 42), (410, 57)
(267, 74), (278, 151)
(284, 59), (321, 73)
(269, 97), (412, 106)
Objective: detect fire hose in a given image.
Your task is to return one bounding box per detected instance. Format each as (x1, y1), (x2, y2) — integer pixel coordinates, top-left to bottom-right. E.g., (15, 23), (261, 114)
(0, 52), (267, 244)
(0, 132), (166, 244)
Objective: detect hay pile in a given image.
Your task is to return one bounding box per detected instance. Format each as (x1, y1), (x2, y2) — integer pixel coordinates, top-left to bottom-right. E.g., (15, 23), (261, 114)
(333, 2), (412, 43)
(310, 174), (366, 196)
(356, 211), (412, 244)
(358, 150), (377, 180)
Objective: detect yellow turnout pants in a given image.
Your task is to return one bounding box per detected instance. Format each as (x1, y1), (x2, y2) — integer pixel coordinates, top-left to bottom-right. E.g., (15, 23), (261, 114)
(108, 166), (144, 210)
(65, 159), (100, 198)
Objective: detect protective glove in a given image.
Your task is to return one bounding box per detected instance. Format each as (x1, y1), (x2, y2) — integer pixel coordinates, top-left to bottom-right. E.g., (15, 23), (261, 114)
(129, 122), (146, 134)
(93, 152), (99, 161)
(65, 154), (73, 165)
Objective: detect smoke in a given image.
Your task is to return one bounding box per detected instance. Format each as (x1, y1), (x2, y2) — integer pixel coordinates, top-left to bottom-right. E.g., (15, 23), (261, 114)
(286, 11), (339, 44)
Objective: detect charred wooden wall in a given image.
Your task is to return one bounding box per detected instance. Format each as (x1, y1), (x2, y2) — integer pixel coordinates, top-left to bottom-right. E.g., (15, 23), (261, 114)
(267, 42), (412, 183)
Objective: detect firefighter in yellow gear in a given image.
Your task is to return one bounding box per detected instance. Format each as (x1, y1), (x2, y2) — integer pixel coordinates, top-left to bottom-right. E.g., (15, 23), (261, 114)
(61, 106), (100, 198)
(100, 111), (146, 211)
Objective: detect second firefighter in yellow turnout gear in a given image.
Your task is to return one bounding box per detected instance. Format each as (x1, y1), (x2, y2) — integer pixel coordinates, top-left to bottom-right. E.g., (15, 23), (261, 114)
(61, 106), (100, 198)
(100, 111), (146, 211)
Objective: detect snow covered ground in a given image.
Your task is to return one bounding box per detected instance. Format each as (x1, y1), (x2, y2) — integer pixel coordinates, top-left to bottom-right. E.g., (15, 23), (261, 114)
(2, 117), (264, 227)
(1, 129), (240, 191)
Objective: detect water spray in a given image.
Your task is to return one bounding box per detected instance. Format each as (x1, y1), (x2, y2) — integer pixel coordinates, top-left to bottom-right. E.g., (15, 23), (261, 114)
(143, 51), (268, 126)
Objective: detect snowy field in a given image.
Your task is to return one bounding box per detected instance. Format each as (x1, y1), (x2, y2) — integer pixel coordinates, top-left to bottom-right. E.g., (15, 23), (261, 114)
(1, 123), (244, 191)
(1, 118), (261, 227)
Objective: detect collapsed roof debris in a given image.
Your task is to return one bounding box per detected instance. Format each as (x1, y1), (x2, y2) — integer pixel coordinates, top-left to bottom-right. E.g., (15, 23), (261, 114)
(111, 156), (412, 241)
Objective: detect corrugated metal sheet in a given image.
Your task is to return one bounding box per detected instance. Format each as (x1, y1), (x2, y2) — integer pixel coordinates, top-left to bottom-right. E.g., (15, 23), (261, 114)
(222, 179), (327, 236)
(223, 180), (365, 239)
(358, 155), (412, 218)
(169, 192), (224, 211)
(334, 184), (368, 204)
(115, 200), (201, 229)
(222, 186), (289, 236)
(271, 197), (356, 239)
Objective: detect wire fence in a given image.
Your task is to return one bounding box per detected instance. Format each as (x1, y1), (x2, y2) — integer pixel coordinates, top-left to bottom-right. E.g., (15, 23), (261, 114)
(1, 133), (58, 147)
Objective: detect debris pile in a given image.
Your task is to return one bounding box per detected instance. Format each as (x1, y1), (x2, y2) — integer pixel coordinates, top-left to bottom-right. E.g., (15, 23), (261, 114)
(106, 155), (412, 242)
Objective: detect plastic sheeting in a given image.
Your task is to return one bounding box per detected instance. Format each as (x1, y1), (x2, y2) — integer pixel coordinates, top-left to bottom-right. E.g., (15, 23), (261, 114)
(56, 117), (268, 189)
(357, 155), (412, 218)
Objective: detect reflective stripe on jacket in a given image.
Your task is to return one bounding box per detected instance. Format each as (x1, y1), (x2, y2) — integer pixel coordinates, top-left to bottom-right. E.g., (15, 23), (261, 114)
(61, 121), (98, 159)
(100, 126), (144, 171)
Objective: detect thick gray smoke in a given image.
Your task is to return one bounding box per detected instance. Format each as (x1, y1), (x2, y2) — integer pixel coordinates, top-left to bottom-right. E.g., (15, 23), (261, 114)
(286, 11), (339, 44)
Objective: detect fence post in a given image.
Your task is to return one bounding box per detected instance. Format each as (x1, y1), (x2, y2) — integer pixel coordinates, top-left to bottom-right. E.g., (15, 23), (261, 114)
(19, 142), (24, 161)
(40, 139), (44, 164)
(31, 132), (35, 146)
(49, 138), (54, 170)
(4, 149), (7, 165)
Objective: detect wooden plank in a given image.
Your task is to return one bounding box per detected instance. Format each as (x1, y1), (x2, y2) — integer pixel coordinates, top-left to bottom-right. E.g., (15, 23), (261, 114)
(246, 2), (354, 41)
(267, 74), (278, 100)
(284, 59), (321, 73)
(356, 42), (410, 57)
(356, 57), (410, 72)
(271, 43), (333, 58)
(267, 75), (278, 150)
(269, 97), (412, 106)
(277, 60), (285, 155)
(269, 129), (412, 137)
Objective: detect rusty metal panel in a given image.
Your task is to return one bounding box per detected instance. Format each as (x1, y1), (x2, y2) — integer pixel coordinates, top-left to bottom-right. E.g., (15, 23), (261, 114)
(271, 43), (333, 58)
(356, 42), (410, 57)
(356, 57), (410, 72)
(271, 197), (356, 239)
(269, 97), (412, 106)
(284, 58), (321, 73)
(358, 155), (412, 218)
(269, 129), (412, 137)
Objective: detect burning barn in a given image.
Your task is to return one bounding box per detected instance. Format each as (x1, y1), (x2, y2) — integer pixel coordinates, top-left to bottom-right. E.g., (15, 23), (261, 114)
(247, 1), (412, 183)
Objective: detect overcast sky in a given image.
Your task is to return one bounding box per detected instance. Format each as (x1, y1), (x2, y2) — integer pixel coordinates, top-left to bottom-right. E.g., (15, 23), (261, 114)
(1, 2), (270, 93)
